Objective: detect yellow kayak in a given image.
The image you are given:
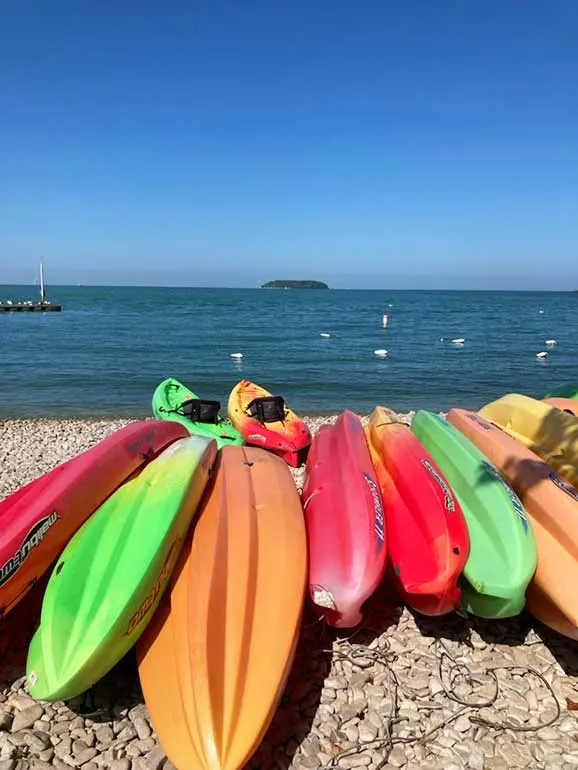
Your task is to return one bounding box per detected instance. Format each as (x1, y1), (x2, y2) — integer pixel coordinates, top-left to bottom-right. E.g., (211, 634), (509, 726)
(479, 393), (578, 487)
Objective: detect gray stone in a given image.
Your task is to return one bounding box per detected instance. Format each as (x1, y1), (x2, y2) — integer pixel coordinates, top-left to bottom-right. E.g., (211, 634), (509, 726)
(335, 755), (371, 769)
(117, 726), (138, 743)
(11, 705), (44, 733)
(31, 762), (54, 770)
(36, 749), (55, 763)
(72, 748), (98, 766)
(81, 764), (98, 770)
(143, 745), (166, 770)
(385, 746), (407, 768)
(299, 758), (321, 770)
(94, 725), (114, 745)
(132, 718), (151, 742)
(0, 761), (15, 770)
(109, 761), (132, 770)
(24, 731), (52, 751)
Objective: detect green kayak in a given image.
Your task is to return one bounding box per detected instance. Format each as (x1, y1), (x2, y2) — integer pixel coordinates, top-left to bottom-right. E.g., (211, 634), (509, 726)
(542, 383), (578, 399)
(26, 434), (218, 701)
(152, 377), (244, 448)
(411, 411), (537, 619)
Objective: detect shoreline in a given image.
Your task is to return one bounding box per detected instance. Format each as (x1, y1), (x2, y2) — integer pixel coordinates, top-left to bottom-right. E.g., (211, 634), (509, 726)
(1, 415), (576, 770)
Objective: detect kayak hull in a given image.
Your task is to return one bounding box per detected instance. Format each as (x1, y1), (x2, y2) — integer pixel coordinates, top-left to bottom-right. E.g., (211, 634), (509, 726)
(544, 397), (578, 417)
(480, 393), (578, 487)
(152, 377), (244, 447)
(366, 407), (469, 616)
(26, 435), (217, 701)
(227, 380), (311, 467)
(302, 410), (386, 627)
(412, 411), (537, 619)
(137, 445), (307, 770)
(0, 420), (186, 619)
(448, 408), (578, 640)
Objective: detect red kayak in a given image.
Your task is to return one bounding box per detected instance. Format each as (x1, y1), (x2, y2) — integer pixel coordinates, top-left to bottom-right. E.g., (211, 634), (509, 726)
(302, 410), (387, 627)
(0, 420), (187, 618)
(366, 407), (469, 615)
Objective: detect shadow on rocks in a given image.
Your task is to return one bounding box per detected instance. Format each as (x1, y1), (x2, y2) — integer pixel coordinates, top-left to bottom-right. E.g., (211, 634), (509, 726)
(468, 611), (534, 647)
(410, 607), (473, 645)
(330, 580), (403, 648)
(0, 575), (49, 687)
(247, 602), (332, 770)
(65, 650), (143, 723)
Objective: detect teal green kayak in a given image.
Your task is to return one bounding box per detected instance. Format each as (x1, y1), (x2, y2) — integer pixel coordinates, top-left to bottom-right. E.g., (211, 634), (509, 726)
(411, 411), (537, 619)
(152, 377), (244, 448)
(542, 383), (578, 400)
(26, 435), (218, 701)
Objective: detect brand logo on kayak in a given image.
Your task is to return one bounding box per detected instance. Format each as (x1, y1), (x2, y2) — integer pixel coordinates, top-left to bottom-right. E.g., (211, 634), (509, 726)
(363, 473), (385, 550)
(0, 511), (60, 588)
(127, 429), (159, 458)
(465, 412), (493, 431)
(126, 538), (181, 635)
(421, 460), (456, 512)
(480, 461), (529, 534)
(549, 471), (578, 503)
(247, 434), (267, 443)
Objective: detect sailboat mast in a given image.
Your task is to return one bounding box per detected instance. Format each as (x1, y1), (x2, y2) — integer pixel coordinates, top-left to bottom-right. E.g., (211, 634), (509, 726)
(39, 257), (46, 303)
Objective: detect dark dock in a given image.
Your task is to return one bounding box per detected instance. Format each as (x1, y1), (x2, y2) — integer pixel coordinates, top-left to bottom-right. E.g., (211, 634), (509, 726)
(0, 301), (62, 312)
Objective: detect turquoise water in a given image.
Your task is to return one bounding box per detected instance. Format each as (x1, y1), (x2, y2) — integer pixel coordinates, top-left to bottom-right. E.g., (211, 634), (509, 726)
(1, 286), (576, 417)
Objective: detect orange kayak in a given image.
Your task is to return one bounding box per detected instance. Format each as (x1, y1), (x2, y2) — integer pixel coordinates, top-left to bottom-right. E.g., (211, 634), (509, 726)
(448, 407), (578, 640)
(137, 445), (307, 770)
(227, 379), (311, 466)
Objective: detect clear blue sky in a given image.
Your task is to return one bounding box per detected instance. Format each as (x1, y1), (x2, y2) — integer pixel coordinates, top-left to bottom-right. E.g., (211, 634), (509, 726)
(1, 0), (576, 289)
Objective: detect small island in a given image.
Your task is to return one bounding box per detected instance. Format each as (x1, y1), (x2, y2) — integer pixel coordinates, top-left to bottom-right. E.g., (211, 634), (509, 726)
(261, 280), (329, 289)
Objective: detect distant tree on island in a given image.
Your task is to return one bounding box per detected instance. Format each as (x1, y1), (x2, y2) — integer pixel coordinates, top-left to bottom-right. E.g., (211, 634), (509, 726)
(261, 280), (329, 289)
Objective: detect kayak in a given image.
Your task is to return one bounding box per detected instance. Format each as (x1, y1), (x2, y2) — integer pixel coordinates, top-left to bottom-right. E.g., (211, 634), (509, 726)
(26, 435), (218, 701)
(480, 393), (578, 487)
(302, 410), (386, 627)
(448, 408), (578, 640)
(411, 411), (537, 619)
(227, 379), (311, 467)
(137, 445), (307, 770)
(365, 406), (469, 616)
(152, 377), (244, 447)
(0, 420), (186, 619)
(544, 397), (578, 416)
(542, 382), (578, 399)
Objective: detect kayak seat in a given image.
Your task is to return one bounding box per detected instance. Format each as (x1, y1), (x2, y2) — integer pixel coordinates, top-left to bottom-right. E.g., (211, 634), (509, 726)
(174, 398), (222, 424)
(245, 396), (287, 423)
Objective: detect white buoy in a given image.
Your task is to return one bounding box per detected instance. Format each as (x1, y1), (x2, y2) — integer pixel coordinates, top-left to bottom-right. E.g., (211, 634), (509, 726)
(545, 339), (557, 347)
(451, 338), (465, 345)
(374, 349), (388, 357)
(320, 332), (331, 338)
(536, 351), (548, 359)
(539, 309), (544, 314)
(382, 313), (389, 328)
(230, 352), (243, 359)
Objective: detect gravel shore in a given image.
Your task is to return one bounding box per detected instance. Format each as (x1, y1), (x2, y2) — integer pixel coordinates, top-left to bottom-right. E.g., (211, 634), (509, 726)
(1, 416), (578, 770)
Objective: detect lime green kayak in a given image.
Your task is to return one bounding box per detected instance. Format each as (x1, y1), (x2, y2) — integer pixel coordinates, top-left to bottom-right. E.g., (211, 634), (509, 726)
(411, 411), (537, 618)
(26, 435), (218, 701)
(152, 377), (244, 448)
(542, 383), (578, 399)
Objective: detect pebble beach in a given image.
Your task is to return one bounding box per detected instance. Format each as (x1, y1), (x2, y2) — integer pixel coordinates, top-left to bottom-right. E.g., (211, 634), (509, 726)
(2, 416), (578, 770)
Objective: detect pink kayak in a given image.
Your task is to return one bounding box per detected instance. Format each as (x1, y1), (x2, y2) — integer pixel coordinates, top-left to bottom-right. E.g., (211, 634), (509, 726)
(0, 420), (187, 618)
(302, 410), (387, 627)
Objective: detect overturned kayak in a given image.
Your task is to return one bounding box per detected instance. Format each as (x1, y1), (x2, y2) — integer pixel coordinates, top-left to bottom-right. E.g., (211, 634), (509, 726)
(303, 410), (386, 627)
(412, 411), (537, 619)
(448, 407), (578, 640)
(137, 445), (307, 770)
(366, 406), (469, 616)
(0, 420), (186, 619)
(480, 393), (578, 487)
(227, 379), (311, 467)
(544, 397), (578, 416)
(152, 377), (244, 447)
(26, 435), (217, 701)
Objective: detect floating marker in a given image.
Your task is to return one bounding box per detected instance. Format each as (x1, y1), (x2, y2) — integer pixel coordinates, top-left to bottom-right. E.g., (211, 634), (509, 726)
(374, 349), (388, 357)
(230, 352), (243, 359)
